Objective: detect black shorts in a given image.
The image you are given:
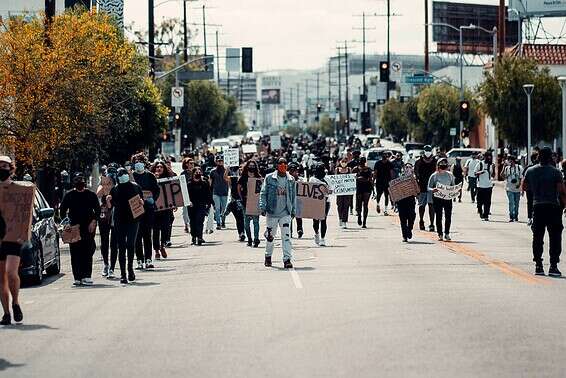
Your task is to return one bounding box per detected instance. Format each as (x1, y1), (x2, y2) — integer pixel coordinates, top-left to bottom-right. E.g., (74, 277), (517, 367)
(0, 242), (22, 260)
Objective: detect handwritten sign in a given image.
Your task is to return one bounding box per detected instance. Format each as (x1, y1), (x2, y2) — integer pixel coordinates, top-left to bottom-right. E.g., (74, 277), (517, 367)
(433, 182), (463, 200)
(388, 175), (420, 203)
(245, 178), (263, 216)
(0, 182), (35, 244)
(223, 148), (240, 167)
(242, 144), (257, 154)
(296, 182), (326, 220)
(97, 176), (114, 198)
(62, 225), (81, 244)
(326, 174), (356, 196)
(155, 175), (190, 211)
(129, 196), (145, 219)
(271, 135), (282, 150)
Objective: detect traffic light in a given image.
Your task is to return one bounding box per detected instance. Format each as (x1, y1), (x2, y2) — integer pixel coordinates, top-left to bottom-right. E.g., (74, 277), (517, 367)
(242, 47), (253, 73)
(174, 113), (181, 127)
(256, 101), (261, 110)
(460, 101), (470, 122)
(316, 103), (322, 113)
(380, 61), (389, 82)
(461, 128), (470, 139)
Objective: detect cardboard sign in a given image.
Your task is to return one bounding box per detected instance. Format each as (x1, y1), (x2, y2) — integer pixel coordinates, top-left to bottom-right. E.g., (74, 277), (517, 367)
(271, 135), (282, 150)
(62, 225), (81, 244)
(242, 144), (257, 154)
(388, 175), (420, 203)
(326, 174), (356, 196)
(97, 176), (113, 198)
(155, 175), (190, 211)
(0, 182), (35, 244)
(129, 196), (145, 219)
(433, 182), (463, 200)
(295, 182), (326, 220)
(245, 178), (263, 216)
(223, 148), (240, 167)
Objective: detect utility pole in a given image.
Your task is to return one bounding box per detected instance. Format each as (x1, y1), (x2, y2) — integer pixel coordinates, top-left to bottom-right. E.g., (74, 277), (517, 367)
(183, 0), (188, 62)
(354, 13), (376, 132)
(239, 74), (243, 108)
(498, 0), (505, 56)
(337, 49), (342, 122)
(215, 30), (220, 83)
(202, 5), (207, 57)
(316, 72), (320, 106)
(305, 80), (309, 124)
(424, 0), (429, 72)
(386, 0), (391, 101)
(328, 60), (332, 114)
(344, 41), (350, 135)
(148, 0), (155, 76)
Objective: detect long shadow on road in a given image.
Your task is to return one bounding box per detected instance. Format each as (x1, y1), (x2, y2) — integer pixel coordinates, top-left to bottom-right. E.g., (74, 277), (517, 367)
(0, 359), (25, 371)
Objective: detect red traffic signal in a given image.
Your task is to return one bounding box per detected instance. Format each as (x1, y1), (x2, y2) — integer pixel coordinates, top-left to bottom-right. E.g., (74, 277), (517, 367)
(459, 101), (470, 122)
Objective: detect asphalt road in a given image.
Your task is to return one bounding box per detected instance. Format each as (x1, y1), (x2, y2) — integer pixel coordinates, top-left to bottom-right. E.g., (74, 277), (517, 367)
(2, 184), (566, 378)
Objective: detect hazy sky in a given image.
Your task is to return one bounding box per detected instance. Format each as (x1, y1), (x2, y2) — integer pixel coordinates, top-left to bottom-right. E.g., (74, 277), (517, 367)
(124, 0), (502, 71)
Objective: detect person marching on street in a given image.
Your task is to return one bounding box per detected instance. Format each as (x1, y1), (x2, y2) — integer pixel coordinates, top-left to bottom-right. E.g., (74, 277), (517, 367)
(259, 158), (297, 269)
(96, 163), (118, 278)
(354, 157), (373, 228)
(225, 169), (246, 242)
(464, 153), (480, 203)
(309, 163), (332, 247)
(131, 154), (160, 270)
(0, 156), (24, 325)
(288, 162), (304, 238)
(414, 145), (437, 232)
(209, 156), (230, 230)
(335, 157), (353, 228)
(523, 147), (566, 277)
(106, 168), (143, 284)
(60, 173), (101, 286)
(428, 158), (456, 241)
(522, 152), (539, 226)
(397, 163), (417, 242)
(502, 156), (523, 222)
(373, 151), (393, 215)
(474, 152), (495, 221)
(150, 161), (175, 260)
(238, 160), (262, 247)
(451, 157), (464, 203)
(180, 158), (194, 234)
(187, 166), (214, 246)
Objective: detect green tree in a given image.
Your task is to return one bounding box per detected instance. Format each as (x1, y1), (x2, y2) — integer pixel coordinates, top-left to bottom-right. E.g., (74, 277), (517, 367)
(307, 116), (335, 137)
(185, 80), (228, 142)
(379, 99), (409, 142)
(480, 56), (561, 146)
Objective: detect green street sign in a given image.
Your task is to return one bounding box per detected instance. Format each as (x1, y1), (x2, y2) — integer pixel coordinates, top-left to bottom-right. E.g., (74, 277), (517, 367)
(404, 75), (434, 85)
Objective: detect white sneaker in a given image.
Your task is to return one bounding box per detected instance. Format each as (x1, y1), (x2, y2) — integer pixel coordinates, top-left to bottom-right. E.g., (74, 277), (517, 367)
(314, 233), (320, 245)
(73, 280), (82, 286)
(81, 278), (93, 286)
(319, 238), (326, 247)
(101, 264), (109, 277)
(107, 269), (114, 279)
(343, 222), (347, 229)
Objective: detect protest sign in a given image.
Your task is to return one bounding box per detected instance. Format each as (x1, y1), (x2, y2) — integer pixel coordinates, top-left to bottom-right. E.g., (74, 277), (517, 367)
(388, 175), (420, 203)
(129, 196), (145, 219)
(270, 135), (282, 150)
(155, 175), (190, 211)
(62, 225), (81, 244)
(296, 182), (326, 220)
(223, 148), (240, 167)
(242, 144), (257, 154)
(245, 178), (263, 216)
(0, 182), (35, 244)
(97, 176), (113, 198)
(433, 182), (463, 200)
(326, 174), (356, 196)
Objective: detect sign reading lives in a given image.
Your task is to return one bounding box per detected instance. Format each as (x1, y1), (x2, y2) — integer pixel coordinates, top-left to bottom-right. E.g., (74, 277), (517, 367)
(155, 175), (191, 211)
(295, 182), (326, 220)
(388, 175), (420, 203)
(245, 178), (263, 216)
(326, 174), (356, 196)
(0, 182), (35, 244)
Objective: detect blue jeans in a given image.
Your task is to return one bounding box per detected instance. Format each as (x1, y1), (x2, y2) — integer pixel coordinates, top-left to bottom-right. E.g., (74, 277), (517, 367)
(506, 191), (521, 220)
(244, 215), (260, 241)
(213, 195), (228, 226)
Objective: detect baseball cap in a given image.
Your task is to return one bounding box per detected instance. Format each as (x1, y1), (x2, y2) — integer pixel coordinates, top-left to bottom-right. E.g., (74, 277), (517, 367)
(423, 145), (432, 152)
(0, 156), (12, 164)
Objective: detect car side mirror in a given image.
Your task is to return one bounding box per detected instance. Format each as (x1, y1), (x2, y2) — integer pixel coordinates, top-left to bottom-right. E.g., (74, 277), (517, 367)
(39, 208), (55, 220)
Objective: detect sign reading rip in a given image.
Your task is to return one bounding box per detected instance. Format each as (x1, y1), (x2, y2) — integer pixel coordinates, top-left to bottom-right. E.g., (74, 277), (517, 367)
(0, 182), (35, 244)
(155, 176), (190, 211)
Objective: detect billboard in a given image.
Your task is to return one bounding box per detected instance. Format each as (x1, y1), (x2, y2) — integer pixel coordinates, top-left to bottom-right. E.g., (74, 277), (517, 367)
(509, 0), (566, 18)
(433, 1), (519, 54)
(261, 89), (281, 104)
(225, 48), (240, 72)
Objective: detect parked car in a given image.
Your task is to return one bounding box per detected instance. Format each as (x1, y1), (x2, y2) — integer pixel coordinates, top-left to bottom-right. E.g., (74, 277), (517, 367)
(20, 188), (61, 285)
(364, 148), (402, 170)
(446, 148), (485, 166)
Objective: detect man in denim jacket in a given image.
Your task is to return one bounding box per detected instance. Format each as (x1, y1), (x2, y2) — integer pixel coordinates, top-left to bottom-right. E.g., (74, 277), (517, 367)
(259, 158), (296, 269)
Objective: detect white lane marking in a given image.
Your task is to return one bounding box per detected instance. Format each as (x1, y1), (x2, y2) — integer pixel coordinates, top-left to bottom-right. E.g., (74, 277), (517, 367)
(290, 269), (303, 289)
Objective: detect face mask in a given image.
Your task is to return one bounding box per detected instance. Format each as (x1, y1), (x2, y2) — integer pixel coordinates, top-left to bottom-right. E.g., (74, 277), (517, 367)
(248, 166), (257, 172)
(277, 164), (287, 174)
(438, 165), (448, 171)
(0, 169), (10, 182)
(118, 175), (130, 184)
(194, 173), (202, 180)
(75, 182), (85, 190)
(134, 162), (145, 173)
(424, 151), (432, 158)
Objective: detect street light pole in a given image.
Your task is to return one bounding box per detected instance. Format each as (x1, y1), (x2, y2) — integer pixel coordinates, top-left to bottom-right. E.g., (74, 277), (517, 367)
(559, 77), (566, 157)
(523, 84), (534, 162)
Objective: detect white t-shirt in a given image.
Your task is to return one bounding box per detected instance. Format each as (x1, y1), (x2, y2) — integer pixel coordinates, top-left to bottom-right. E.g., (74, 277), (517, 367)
(465, 158), (479, 178)
(473, 161), (494, 188)
(502, 164), (524, 193)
